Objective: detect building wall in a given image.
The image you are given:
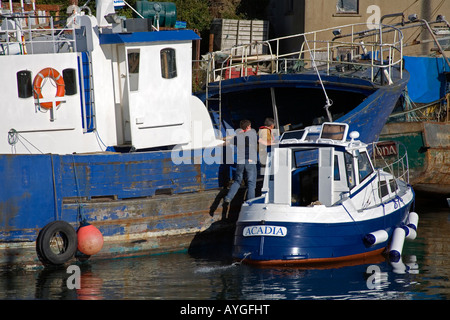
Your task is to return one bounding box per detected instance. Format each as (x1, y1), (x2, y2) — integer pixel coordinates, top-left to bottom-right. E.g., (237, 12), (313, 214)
(268, 0), (450, 56)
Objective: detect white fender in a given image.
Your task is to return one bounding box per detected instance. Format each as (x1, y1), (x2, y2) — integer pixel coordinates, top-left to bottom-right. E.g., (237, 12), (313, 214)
(389, 227), (406, 262)
(364, 229), (389, 246)
(407, 211), (419, 231)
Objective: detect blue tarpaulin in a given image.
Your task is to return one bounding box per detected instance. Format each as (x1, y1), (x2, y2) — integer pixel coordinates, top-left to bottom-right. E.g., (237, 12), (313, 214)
(404, 56), (450, 103)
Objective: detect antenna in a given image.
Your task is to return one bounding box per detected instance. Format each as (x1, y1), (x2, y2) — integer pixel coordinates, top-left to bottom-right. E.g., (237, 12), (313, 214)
(303, 36), (333, 122)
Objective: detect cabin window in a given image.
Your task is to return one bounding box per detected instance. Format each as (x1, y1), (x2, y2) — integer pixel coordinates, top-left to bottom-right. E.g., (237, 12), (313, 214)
(344, 152), (356, 189)
(379, 180), (389, 198)
(357, 151), (374, 182)
(334, 155), (340, 181)
(389, 179), (398, 193)
(160, 48), (177, 79)
(127, 50), (140, 91)
(321, 124), (347, 141)
(336, 0), (358, 13)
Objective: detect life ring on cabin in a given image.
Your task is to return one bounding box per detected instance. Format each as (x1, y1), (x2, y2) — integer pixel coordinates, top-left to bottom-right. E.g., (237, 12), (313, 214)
(36, 220), (78, 266)
(33, 67), (65, 110)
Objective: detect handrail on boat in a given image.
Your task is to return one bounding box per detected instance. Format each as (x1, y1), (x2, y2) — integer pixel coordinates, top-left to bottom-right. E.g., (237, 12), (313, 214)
(0, 14), (77, 55)
(205, 23), (404, 86)
(370, 140), (410, 205)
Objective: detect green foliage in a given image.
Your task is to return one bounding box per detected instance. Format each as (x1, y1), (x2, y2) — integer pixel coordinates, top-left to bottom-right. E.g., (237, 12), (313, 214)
(171, 0), (212, 33)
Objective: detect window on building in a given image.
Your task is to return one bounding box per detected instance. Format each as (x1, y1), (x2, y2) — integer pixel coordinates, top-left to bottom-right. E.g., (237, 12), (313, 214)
(160, 48), (177, 79)
(336, 0), (358, 14)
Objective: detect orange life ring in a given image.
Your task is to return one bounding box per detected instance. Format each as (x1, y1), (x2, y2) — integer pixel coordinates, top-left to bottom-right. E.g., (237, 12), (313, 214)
(33, 67), (65, 110)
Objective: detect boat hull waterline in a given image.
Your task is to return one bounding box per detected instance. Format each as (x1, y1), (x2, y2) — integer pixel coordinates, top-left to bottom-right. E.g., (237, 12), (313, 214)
(233, 201), (414, 266)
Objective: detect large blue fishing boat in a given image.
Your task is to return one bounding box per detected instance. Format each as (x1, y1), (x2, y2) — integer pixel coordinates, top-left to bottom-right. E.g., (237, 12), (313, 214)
(233, 123), (418, 266)
(0, 0), (227, 268)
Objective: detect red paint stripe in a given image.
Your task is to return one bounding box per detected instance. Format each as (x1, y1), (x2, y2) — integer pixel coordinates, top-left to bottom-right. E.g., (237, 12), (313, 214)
(242, 248), (386, 268)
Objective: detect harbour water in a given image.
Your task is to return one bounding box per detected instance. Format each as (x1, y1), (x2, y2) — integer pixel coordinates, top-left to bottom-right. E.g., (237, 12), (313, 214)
(0, 195), (448, 303)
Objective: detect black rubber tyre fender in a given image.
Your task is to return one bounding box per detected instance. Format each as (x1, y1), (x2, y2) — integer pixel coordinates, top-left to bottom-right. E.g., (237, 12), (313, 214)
(36, 220), (78, 266)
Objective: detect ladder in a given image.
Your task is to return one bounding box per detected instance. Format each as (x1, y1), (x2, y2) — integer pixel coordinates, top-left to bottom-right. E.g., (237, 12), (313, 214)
(205, 55), (230, 135)
(79, 51), (96, 133)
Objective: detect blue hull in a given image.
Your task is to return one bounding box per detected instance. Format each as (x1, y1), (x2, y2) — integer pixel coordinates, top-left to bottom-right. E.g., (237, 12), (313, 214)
(0, 148), (230, 266)
(233, 202), (413, 265)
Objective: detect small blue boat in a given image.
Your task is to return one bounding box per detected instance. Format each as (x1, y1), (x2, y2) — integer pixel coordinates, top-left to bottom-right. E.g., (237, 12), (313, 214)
(233, 123), (418, 266)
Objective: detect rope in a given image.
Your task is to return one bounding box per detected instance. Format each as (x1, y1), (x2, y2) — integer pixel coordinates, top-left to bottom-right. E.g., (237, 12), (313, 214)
(7, 128), (44, 154)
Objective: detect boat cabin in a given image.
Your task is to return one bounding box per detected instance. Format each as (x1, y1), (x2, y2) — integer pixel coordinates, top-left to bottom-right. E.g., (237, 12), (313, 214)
(263, 123), (399, 207)
(0, 1), (218, 154)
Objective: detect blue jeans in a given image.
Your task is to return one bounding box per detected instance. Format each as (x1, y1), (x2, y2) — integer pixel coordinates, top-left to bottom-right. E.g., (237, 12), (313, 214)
(224, 163), (257, 202)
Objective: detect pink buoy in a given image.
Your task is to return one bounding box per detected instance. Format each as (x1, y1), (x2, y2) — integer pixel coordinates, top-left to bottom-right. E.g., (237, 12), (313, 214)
(77, 224), (104, 256)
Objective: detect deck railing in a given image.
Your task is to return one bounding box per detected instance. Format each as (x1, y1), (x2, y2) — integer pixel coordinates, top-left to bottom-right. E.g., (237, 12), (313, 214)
(370, 141), (410, 205)
(0, 14), (77, 55)
(204, 23), (404, 86)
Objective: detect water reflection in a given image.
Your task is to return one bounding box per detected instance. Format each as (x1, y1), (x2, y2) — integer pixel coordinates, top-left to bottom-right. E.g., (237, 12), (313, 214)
(0, 197), (448, 300)
(390, 255), (419, 274)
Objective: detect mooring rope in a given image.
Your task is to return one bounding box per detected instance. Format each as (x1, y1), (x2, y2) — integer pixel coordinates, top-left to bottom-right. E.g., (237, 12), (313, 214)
(8, 128), (44, 154)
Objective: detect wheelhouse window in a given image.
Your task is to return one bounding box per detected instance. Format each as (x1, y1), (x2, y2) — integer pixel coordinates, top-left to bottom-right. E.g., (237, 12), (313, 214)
(127, 50), (140, 91)
(357, 151), (374, 182)
(336, 0), (358, 14)
(344, 152), (356, 189)
(389, 179), (398, 193)
(334, 155), (340, 181)
(160, 48), (177, 79)
(379, 180), (389, 198)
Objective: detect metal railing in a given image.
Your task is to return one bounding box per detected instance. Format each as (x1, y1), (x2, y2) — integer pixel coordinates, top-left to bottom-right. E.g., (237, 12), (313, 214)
(204, 23), (404, 86)
(0, 14), (77, 55)
(371, 140), (410, 195)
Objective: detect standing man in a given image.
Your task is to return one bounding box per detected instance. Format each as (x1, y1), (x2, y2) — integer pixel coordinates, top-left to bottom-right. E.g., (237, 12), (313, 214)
(223, 120), (258, 204)
(258, 117), (275, 174)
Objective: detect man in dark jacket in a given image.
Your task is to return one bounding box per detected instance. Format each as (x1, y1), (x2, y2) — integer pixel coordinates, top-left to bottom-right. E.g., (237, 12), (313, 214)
(223, 119), (257, 204)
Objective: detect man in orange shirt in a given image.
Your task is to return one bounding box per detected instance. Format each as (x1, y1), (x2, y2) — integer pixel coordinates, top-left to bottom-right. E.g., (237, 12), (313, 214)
(258, 118), (275, 174)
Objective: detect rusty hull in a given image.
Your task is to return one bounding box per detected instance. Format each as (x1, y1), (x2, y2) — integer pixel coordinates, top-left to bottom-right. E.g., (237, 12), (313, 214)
(0, 188), (236, 269)
(380, 121), (450, 194)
